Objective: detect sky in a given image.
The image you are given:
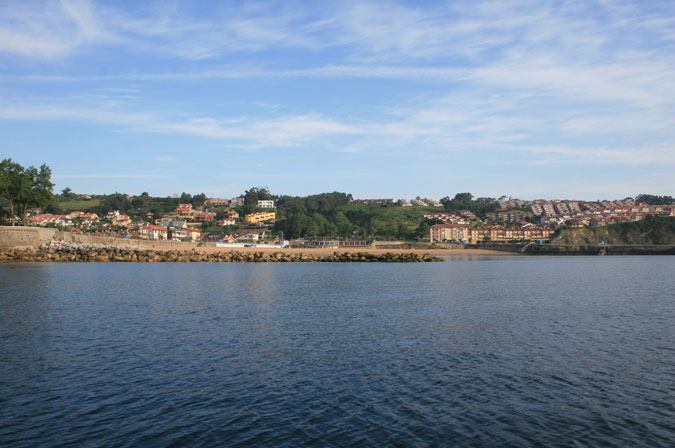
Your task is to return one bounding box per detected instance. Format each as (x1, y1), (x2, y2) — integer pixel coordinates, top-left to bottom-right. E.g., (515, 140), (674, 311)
(1, 0), (674, 200)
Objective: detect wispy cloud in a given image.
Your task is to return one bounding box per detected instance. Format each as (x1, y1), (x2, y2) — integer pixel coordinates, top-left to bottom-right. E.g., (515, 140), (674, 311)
(2, 0), (675, 198)
(0, 97), (362, 149)
(0, 0), (113, 57)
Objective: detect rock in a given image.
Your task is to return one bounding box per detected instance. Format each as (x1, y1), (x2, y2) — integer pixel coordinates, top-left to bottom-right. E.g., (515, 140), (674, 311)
(0, 241), (443, 263)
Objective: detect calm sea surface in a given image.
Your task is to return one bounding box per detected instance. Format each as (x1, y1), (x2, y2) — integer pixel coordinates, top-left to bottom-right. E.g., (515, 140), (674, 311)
(1, 256), (674, 447)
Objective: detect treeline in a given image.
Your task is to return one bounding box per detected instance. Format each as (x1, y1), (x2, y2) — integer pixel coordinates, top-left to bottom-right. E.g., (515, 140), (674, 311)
(635, 194), (675, 205)
(440, 192), (498, 215)
(273, 192), (355, 239)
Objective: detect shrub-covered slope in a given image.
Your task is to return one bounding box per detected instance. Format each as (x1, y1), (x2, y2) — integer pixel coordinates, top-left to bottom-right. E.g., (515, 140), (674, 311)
(554, 216), (675, 245)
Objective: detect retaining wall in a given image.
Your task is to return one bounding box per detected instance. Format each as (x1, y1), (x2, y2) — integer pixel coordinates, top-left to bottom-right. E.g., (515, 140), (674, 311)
(0, 226), (201, 250)
(0, 226), (58, 249)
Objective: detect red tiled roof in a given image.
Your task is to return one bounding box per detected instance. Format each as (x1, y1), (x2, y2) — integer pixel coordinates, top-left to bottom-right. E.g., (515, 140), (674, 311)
(144, 225), (168, 231)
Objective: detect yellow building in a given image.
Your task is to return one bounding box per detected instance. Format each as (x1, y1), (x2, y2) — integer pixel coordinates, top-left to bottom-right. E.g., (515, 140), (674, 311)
(244, 211), (276, 223)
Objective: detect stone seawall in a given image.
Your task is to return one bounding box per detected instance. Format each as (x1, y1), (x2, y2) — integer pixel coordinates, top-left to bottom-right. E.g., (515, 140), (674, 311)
(0, 226), (200, 250)
(0, 241), (443, 263)
(0, 226), (58, 249)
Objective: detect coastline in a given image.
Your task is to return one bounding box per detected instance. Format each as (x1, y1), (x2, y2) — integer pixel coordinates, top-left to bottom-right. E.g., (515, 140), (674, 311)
(190, 246), (511, 256)
(0, 242), (447, 263)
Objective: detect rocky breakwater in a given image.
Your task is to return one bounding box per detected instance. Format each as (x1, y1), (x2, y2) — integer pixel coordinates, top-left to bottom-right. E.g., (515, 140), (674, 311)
(0, 241), (443, 263)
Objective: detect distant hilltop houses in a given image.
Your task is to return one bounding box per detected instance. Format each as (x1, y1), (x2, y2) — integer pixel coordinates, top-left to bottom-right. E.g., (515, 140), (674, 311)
(17, 191), (674, 245)
(21, 193), (279, 244)
(352, 198), (443, 207)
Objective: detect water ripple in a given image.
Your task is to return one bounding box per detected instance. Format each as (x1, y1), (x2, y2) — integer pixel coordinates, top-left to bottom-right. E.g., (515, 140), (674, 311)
(1, 258), (674, 447)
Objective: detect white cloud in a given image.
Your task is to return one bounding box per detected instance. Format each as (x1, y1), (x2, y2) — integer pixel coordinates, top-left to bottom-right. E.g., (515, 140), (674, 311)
(0, 0), (112, 57)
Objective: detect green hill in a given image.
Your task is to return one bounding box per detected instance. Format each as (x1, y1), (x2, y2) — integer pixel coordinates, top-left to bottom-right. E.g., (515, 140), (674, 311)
(554, 216), (675, 246)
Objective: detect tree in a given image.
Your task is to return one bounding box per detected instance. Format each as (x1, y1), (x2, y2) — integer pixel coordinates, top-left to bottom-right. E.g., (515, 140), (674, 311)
(192, 193), (207, 207)
(180, 192), (192, 204)
(99, 193), (132, 215)
(635, 194), (675, 205)
(0, 159), (54, 225)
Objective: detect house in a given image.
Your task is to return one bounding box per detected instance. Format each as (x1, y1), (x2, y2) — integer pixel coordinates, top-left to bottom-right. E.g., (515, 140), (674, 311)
(175, 203), (193, 215)
(140, 225), (169, 240)
(422, 213), (467, 224)
(244, 211), (275, 223)
(459, 210), (477, 219)
(352, 199), (395, 205)
(116, 214), (132, 225)
(205, 232), (236, 242)
(171, 227), (201, 242)
(159, 219), (187, 229)
(29, 214), (72, 227)
(226, 210), (239, 219)
(230, 197), (244, 207)
(192, 211), (215, 221)
(205, 198), (230, 207)
(205, 231), (226, 241)
(235, 228), (266, 242)
(257, 199), (275, 208)
(217, 218), (237, 226)
(68, 211), (99, 221)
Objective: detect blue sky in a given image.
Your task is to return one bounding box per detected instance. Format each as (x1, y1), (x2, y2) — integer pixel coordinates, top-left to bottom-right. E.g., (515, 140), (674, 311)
(1, 0), (674, 200)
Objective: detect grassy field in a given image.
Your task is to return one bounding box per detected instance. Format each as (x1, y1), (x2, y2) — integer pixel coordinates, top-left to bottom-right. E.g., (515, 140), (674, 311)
(336, 204), (448, 236)
(338, 203), (445, 218)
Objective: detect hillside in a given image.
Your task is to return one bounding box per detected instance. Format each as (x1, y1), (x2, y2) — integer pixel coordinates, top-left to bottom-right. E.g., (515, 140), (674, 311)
(554, 216), (675, 245)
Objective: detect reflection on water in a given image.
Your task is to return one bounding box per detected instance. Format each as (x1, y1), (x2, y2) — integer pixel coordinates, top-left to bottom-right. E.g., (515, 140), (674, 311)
(1, 258), (674, 447)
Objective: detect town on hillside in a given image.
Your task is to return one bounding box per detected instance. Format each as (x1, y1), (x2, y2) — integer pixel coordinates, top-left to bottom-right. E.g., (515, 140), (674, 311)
(11, 187), (675, 247)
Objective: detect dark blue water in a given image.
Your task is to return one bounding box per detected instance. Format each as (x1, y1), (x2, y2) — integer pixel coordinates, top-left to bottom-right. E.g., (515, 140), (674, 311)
(1, 256), (674, 447)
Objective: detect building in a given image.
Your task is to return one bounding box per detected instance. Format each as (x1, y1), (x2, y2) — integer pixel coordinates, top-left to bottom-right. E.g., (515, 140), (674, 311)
(431, 223), (555, 244)
(244, 211), (276, 223)
(205, 198), (230, 207)
(352, 199), (395, 205)
(29, 214), (73, 227)
(230, 197), (244, 207)
(422, 213), (467, 224)
(235, 228), (266, 242)
(69, 211), (99, 221)
(257, 200), (275, 208)
(192, 211), (215, 222)
(140, 225), (169, 240)
(486, 210), (532, 223)
(171, 227), (201, 242)
(430, 223), (471, 242)
(175, 203), (193, 216)
(159, 219), (187, 229)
